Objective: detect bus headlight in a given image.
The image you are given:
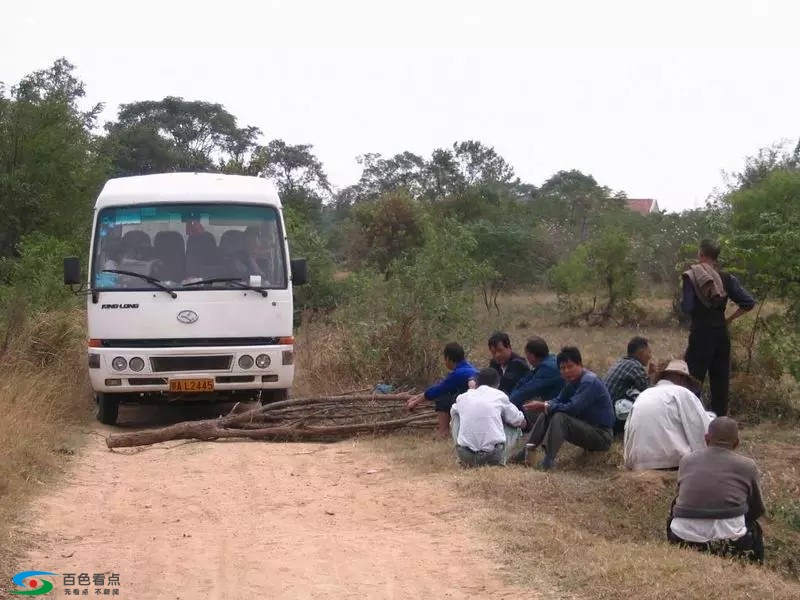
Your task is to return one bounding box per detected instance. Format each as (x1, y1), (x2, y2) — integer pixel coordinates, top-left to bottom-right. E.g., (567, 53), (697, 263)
(255, 354), (271, 369)
(238, 355), (254, 369)
(111, 357), (128, 371)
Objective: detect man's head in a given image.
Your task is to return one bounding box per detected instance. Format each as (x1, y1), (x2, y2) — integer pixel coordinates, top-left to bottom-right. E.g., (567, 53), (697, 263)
(475, 367), (501, 389)
(524, 336), (550, 367)
(488, 332), (513, 366)
(627, 336), (651, 366)
(443, 342), (466, 370)
(556, 346), (583, 383)
(699, 238), (721, 263)
(705, 416), (740, 450)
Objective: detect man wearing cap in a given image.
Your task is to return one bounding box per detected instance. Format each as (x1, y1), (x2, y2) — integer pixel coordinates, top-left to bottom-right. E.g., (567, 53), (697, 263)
(666, 416), (766, 564)
(623, 359), (712, 471)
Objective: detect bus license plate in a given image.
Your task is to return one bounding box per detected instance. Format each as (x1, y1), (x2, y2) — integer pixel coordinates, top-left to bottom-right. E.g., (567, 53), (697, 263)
(169, 379), (215, 393)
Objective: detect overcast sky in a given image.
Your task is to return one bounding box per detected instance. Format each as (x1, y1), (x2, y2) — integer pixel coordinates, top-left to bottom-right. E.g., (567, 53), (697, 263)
(2, 0), (799, 212)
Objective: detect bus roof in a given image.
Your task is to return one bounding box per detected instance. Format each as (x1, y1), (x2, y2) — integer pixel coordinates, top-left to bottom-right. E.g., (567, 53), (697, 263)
(95, 173), (282, 210)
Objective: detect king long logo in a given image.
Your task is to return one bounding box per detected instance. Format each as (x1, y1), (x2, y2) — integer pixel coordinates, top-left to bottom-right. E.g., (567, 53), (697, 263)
(176, 310), (199, 324)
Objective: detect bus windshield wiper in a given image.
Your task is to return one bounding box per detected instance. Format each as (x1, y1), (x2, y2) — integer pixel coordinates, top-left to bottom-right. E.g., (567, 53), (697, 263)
(100, 270), (178, 298)
(181, 277), (268, 297)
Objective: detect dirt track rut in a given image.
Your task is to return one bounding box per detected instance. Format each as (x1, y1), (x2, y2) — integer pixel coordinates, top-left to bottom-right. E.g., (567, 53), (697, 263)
(13, 411), (526, 599)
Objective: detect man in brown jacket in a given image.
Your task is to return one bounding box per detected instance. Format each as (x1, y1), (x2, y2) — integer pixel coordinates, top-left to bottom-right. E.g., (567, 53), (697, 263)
(666, 416), (765, 563)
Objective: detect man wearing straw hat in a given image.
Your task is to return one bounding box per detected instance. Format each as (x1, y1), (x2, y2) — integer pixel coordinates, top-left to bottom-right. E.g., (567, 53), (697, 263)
(623, 359), (713, 471)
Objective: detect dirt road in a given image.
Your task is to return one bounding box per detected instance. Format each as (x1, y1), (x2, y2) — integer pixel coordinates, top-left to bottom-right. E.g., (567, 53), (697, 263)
(13, 407), (525, 599)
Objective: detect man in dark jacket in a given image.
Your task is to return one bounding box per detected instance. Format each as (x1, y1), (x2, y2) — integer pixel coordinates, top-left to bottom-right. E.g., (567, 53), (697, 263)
(667, 416), (765, 563)
(518, 346), (615, 471)
(681, 239), (756, 417)
(508, 336), (564, 410)
(487, 332), (530, 395)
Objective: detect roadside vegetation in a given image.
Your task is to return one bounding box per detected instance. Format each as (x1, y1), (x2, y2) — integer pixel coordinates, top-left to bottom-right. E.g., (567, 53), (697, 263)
(1, 58), (799, 597)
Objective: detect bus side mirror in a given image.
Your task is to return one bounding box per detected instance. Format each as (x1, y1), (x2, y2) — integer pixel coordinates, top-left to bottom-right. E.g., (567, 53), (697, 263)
(64, 257), (81, 285)
(291, 258), (309, 286)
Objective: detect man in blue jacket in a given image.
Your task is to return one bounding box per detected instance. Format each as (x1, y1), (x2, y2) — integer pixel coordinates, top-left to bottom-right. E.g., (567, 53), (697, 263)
(522, 346), (615, 470)
(509, 336), (564, 410)
(507, 336), (565, 463)
(406, 342), (478, 438)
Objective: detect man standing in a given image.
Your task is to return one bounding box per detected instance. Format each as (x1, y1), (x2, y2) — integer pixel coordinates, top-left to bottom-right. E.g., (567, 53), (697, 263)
(406, 342), (478, 438)
(521, 346), (615, 471)
(667, 417), (766, 564)
(487, 332), (530, 395)
(623, 359), (712, 471)
(604, 336), (654, 434)
(682, 239), (756, 416)
(450, 368), (526, 467)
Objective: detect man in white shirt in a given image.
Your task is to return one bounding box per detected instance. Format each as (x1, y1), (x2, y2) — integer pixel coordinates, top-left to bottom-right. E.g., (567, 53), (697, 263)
(623, 359), (713, 471)
(450, 368), (526, 467)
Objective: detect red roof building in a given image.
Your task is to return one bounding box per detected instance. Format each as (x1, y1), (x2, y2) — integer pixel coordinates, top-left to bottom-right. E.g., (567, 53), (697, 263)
(626, 198), (659, 215)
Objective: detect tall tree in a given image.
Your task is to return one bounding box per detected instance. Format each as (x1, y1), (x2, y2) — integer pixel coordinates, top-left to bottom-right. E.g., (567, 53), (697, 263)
(253, 139), (331, 224)
(352, 151), (427, 201)
(255, 139), (330, 195)
(102, 97), (260, 176)
(537, 169), (625, 241)
(347, 190), (427, 279)
(452, 140), (516, 187)
(0, 58), (106, 258)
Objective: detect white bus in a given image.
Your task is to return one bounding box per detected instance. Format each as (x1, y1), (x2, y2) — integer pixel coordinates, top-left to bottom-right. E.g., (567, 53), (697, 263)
(63, 173), (308, 425)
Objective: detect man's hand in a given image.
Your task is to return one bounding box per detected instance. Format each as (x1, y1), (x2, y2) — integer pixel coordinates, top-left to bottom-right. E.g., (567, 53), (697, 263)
(726, 307), (748, 327)
(648, 361), (656, 376)
(406, 393), (425, 411)
(523, 400), (547, 413)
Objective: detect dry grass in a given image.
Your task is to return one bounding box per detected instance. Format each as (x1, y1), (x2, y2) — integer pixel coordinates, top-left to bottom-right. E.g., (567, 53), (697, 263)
(0, 307), (92, 581)
(293, 289), (800, 598)
(293, 291), (691, 398)
(473, 291), (688, 374)
(370, 432), (800, 600)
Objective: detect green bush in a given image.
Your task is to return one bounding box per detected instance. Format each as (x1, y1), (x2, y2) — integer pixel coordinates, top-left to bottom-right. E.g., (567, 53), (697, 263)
(336, 218), (482, 387)
(0, 233), (85, 311)
(549, 227), (638, 325)
(283, 206), (342, 318)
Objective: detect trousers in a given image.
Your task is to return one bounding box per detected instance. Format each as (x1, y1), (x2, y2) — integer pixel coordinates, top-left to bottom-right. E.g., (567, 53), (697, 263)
(685, 327), (731, 417)
(528, 412), (613, 459)
(666, 506), (764, 564)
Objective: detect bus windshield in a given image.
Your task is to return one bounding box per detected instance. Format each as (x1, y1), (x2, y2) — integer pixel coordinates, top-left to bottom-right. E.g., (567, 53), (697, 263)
(92, 203), (286, 291)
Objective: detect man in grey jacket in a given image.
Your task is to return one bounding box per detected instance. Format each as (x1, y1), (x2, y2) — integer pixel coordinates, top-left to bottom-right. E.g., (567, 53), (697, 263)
(666, 416), (765, 563)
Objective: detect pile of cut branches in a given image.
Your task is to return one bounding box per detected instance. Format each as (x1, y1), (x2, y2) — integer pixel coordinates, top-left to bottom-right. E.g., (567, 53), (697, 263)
(105, 393), (435, 449)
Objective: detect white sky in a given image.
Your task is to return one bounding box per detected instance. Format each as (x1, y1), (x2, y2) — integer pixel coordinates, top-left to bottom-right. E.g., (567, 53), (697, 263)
(2, 0), (799, 212)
